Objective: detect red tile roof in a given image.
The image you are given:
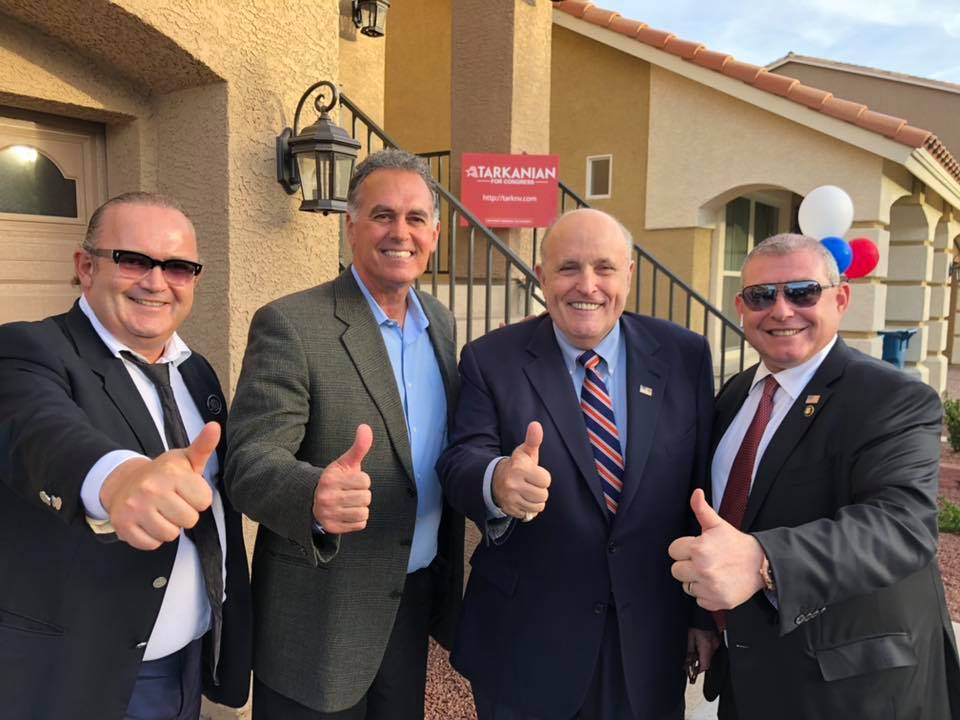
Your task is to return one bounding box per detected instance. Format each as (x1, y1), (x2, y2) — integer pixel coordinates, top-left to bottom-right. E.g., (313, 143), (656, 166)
(553, 0), (960, 184)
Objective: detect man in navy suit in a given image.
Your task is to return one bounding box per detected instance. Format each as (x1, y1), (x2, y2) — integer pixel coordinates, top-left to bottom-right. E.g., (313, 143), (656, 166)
(437, 208), (716, 719)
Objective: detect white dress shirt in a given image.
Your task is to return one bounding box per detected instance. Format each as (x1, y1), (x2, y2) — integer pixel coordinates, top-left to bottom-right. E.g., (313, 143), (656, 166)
(711, 337), (837, 510)
(77, 295), (227, 661)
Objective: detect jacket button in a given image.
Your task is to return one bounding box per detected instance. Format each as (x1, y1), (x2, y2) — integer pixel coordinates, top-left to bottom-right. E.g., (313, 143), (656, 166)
(390, 589), (403, 599)
(594, 603), (606, 615)
(607, 543), (618, 554)
(406, 487), (417, 498)
(152, 576), (168, 589)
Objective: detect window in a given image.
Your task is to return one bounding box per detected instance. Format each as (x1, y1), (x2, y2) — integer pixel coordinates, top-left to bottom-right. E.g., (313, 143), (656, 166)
(586, 155), (612, 199)
(721, 196), (781, 345)
(0, 145), (78, 218)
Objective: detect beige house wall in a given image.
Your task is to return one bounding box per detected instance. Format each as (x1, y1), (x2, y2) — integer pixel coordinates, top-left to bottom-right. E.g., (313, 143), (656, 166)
(647, 67), (887, 231)
(0, 1), (379, 398)
(774, 61), (960, 156)
(384, 0), (451, 152)
(550, 26), (649, 240)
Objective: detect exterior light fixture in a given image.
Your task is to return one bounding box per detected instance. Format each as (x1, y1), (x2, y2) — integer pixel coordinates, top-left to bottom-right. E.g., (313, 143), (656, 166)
(276, 80), (361, 215)
(352, 0), (390, 37)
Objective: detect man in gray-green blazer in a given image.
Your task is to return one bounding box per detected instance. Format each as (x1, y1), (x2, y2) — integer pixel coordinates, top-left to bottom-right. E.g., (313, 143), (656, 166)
(225, 149), (463, 720)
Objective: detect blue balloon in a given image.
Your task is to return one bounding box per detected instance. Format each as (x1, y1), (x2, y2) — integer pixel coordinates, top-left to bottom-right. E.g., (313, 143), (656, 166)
(820, 236), (852, 274)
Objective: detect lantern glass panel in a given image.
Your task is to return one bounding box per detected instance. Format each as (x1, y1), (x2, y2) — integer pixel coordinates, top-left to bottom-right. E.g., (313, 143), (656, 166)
(296, 154), (318, 202)
(334, 155), (355, 201)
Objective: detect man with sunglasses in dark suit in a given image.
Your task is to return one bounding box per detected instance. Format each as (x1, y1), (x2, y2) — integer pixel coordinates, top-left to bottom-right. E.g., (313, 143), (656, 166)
(669, 233), (960, 719)
(0, 192), (251, 720)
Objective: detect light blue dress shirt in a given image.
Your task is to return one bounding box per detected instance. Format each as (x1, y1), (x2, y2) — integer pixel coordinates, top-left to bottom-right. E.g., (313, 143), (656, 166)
(351, 266), (446, 573)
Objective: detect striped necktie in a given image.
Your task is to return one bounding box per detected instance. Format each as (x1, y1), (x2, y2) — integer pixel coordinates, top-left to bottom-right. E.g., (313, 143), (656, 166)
(578, 350), (624, 516)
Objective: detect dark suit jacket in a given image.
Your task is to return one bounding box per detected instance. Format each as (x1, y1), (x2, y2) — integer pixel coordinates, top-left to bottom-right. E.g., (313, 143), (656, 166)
(704, 339), (960, 719)
(436, 313), (714, 718)
(0, 302), (251, 720)
(224, 269), (464, 713)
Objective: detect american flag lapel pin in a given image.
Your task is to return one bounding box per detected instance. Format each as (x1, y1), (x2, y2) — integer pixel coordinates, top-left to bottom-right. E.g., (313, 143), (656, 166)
(639, 385), (654, 397)
(803, 395), (820, 417)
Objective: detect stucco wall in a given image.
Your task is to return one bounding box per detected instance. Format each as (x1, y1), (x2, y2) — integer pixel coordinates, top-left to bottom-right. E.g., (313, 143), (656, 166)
(0, 0), (375, 394)
(384, 0), (451, 152)
(647, 66), (886, 231)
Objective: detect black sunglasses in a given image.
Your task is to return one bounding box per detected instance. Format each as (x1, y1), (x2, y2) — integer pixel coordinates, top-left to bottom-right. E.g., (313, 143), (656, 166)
(89, 249), (202, 286)
(739, 280), (841, 311)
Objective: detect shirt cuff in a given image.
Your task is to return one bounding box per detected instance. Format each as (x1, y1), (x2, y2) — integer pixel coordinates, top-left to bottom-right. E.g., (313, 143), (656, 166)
(482, 457), (509, 519)
(81, 450), (147, 520)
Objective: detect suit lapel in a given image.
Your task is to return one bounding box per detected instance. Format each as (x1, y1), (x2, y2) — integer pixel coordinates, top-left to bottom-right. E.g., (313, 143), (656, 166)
(178, 356), (228, 464)
(335, 272), (416, 486)
(419, 291), (458, 428)
(523, 319), (605, 515)
(64, 303), (165, 458)
(616, 317), (669, 519)
(741, 341), (849, 529)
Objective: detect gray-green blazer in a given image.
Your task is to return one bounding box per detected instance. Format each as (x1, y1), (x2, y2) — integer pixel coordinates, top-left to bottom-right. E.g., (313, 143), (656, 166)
(225, 269), (463, 713)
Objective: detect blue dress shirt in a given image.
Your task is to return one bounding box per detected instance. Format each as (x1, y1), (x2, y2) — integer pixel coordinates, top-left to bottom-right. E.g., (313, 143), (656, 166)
(351, 266), (447, 573)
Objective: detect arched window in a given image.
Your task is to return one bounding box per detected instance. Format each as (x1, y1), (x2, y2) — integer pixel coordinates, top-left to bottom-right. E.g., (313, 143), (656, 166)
(0, 145), (78, 218)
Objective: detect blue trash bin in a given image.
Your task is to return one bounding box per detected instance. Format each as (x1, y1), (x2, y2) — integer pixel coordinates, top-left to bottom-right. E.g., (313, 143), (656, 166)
(877, 329), (917, 368)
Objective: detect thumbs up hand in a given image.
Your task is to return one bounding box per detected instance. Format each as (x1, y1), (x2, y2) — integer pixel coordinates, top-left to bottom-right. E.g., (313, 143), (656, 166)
(492, 421), (551, 522)
(667, 489), (767, 611)
(313, 424), (374, 534)
(100, 421), (220, 551)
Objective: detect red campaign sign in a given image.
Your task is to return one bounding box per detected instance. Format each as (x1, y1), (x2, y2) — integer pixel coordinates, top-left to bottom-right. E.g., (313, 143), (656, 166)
(460, 153), (560, 228)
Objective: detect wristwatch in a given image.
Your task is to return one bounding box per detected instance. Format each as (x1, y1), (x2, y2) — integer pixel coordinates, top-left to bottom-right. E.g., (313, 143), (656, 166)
(760, 554), (777, 593)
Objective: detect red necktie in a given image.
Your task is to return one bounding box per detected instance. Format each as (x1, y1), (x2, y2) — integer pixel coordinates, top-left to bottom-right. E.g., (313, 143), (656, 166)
(714, 374), (779, 631)
(578, 350), (624, 516)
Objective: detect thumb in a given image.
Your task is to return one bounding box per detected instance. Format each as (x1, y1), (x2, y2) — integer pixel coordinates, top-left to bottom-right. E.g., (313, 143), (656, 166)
(185, 421), (221, 474)
(337, 424), (373, 471)
(691, 488), (725, 532)
(518, 421), (543, 464)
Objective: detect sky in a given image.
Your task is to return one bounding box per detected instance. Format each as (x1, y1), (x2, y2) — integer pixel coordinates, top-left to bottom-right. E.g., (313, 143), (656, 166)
(594, 0), (960, 84)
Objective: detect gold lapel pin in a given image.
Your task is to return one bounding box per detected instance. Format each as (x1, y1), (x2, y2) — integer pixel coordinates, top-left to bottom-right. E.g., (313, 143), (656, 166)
(639, 385), (654, 397)
(804, 405), (815, 417)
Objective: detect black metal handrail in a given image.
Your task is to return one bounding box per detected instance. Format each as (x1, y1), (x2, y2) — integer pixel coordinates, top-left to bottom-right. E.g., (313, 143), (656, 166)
(338, 95), (545, 344)
(557, 182), (747, 383)
(334, 95), (745, 383)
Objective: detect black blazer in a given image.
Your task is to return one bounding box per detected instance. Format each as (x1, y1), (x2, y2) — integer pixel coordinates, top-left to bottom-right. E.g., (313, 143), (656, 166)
(705, 339), (960, 719)
(0, 302), (251, 720)
(437, 313), (714, 718)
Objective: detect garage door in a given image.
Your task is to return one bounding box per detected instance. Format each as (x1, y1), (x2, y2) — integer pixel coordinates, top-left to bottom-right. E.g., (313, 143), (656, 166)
(0, 108), (106, 324)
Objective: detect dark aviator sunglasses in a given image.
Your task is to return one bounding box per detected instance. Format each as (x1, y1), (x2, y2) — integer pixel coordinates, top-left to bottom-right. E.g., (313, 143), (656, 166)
(739, 280), (841, 311)
(88, 249), (203, 286)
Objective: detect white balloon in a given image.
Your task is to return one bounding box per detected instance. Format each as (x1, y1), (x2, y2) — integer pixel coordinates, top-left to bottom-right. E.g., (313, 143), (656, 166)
(798, 185), (854, 239)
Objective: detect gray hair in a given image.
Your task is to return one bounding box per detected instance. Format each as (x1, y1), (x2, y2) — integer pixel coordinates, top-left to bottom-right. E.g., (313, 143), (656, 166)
(73, 191), (193, 286)
(745, 233), (841, 285)
(540, 208), (634, 259)
(346, 148), (440, 223)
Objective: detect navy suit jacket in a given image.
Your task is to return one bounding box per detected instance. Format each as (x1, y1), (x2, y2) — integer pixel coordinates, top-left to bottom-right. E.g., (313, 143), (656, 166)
(437, 313), (713, 718)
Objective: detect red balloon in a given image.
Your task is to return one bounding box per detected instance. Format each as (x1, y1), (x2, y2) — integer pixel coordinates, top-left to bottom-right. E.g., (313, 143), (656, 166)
(845, 238), (880, 279)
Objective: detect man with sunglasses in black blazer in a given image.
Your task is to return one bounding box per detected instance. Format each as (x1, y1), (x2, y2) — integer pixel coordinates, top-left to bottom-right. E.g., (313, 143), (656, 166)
(670, 233), (960, 719)
(0, 192), (251, 720)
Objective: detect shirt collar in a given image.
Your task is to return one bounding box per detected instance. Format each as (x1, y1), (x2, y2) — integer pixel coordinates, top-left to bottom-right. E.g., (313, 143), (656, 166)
(78, 294), (191, 366)
(350, 264), (429, 333)
(751, 335), (837, 401)
(552, 319), (622, 376)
